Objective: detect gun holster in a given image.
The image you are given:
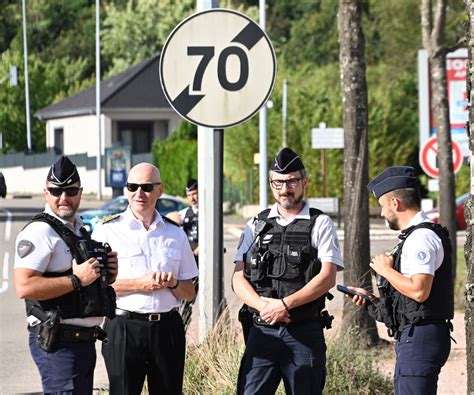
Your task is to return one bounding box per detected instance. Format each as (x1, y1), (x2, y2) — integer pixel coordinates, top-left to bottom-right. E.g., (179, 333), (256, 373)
(320, 310), (334, 330)
(36, 310), (60, 352)
(238, 304), (254, 343)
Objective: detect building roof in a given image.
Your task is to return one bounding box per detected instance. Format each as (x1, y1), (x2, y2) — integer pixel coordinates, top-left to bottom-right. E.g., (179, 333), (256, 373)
(36, 53), (171, 120)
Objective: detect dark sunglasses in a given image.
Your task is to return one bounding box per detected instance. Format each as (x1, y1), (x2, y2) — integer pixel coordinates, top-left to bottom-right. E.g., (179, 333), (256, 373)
(47, 187), (81, 197)
(126, 182), (162, 192)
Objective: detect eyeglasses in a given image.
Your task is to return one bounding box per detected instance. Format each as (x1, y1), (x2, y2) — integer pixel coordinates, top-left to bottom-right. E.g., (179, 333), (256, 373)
(126, 182), (162, 192)
(47, 187), (81, 197)
(269, 178), (303, 190)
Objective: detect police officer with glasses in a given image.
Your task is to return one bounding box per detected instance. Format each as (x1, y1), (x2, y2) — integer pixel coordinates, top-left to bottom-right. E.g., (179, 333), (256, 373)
(14, 155), (118, 394)
(346, 166), (453, 395)
(233, 148), (344, 395)
(92, 162), (198, 395)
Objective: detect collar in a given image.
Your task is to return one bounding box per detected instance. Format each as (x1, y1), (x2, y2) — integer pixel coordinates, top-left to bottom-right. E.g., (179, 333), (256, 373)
(123, 206), (163, 230)
(44, 203), (83, 232)
(267, 200), (311, 220)
(404, 211), (430, 229)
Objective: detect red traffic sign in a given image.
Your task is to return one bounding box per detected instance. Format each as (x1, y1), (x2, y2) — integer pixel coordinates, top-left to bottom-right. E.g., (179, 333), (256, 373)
(419, 136), (462, 178)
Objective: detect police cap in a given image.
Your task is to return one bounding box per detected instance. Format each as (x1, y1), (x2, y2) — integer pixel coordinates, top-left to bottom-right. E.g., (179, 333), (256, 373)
(367, 166), (418, 199)
(186, 178), (198, 192)
(46, 156), (80, 186)
(270, 148), (305, 174)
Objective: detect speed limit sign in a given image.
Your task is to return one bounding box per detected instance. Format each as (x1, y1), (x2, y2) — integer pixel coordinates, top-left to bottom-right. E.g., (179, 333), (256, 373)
(159, 9), (277, 128)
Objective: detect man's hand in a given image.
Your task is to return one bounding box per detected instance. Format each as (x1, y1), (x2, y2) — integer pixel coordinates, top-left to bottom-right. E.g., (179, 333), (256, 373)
(345, 286), (375, 307)
(138, 272), (162, 291)
(73, 258), (100, 286)
(369, 253), (394, 278)
(193, 246), (199, 256)
(155, 271), (177, 289)
(106, 251), (118, 284)
(259, 297), (291, 325)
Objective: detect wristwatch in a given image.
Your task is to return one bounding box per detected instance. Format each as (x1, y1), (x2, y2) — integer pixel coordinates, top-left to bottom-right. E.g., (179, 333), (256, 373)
(68, 274), (82, 291)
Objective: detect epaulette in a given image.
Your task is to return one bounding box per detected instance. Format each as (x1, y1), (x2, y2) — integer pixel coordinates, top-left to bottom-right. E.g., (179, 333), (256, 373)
(101, 213), (121, 224)
(163, 215), (180, 227)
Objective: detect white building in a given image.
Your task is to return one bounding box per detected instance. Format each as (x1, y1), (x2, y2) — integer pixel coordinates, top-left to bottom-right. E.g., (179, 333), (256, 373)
(1, 54), (181, 196)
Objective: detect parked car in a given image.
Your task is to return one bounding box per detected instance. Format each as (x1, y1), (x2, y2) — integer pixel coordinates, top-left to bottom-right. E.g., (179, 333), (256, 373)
(80, 194), (188, 233)
(425, 192), (469, 230)
(0, 172), (6, 198)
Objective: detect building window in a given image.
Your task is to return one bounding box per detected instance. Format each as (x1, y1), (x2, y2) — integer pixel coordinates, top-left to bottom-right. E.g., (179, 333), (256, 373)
(54, 127), (64, 155)
(117, 121), (153, 154)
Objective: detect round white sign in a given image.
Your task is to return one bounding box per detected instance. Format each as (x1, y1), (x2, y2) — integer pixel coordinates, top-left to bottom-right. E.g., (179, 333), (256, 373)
(159, 9), (277, 129)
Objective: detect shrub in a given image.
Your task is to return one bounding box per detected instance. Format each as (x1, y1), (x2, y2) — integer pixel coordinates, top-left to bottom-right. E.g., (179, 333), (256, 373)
(183, 309), (393, 394)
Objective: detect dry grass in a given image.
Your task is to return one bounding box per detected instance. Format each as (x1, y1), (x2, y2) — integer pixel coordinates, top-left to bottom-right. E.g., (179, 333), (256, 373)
(182, 308), (393, 394)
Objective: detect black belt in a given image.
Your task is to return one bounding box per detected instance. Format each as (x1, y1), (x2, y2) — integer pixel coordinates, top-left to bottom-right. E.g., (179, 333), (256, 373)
(58, 324), (107, 342)
(115, 308), (178, 322)
(29, 324), (106, 343)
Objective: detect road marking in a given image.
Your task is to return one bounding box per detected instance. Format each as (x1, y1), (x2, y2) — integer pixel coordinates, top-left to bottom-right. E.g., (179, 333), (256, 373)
(0, 208), (12, 241)
(1, 251), (9, 293)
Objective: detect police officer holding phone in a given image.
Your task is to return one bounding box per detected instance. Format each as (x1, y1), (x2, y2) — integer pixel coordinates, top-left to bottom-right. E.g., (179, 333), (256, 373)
(347, 166), (453, 395)
(14, 156), (118, 394)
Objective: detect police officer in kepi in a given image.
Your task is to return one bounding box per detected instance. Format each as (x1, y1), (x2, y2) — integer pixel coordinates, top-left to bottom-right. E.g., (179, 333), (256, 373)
(346, 166), (453, 395)
(178, 178), (199, 331)
(179, 178), (199, 259)
(233, 148), (344, 395)
(14, 156), (118, 394)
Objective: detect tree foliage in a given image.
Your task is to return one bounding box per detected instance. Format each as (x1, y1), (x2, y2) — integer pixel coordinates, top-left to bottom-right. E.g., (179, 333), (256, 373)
(152, 132), (197, 197)
(0, 0), (469, 202)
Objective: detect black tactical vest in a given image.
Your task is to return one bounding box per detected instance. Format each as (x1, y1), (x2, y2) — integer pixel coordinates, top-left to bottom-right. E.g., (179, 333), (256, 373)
(182, 207), (198, 251)
(24, 213), (116, 320)
(245, 208), (326, 322)
(380, 222), (453, 331)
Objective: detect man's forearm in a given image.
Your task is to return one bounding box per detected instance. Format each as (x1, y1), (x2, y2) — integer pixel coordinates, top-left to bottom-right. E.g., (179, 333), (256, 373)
(284, 263), (336, 309)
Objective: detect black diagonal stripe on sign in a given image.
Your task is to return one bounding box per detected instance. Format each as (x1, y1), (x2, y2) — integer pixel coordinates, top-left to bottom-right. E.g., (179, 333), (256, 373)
(172, 85), (205, 116)
(231, 22), (265, 50)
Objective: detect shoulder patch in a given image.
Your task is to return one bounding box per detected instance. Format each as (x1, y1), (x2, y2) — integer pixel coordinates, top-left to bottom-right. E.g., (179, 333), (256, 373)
(17, 240), (35, 258)
(101, 213), (121, 224)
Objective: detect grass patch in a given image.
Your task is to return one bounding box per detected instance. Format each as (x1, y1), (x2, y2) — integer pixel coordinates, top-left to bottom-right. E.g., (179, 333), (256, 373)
(183, 309), (393, 394)
(455, 246), (468, 309)
(326, 331), (393, 394)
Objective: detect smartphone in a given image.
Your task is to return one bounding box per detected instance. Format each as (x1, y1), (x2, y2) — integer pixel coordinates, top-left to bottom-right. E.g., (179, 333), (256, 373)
(336, 284), (372, 302)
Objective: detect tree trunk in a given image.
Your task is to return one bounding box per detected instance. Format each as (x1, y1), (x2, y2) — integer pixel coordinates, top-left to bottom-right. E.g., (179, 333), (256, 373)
(420, 0), (457, 295)
(463, 1), (474, 391)
(337, 0), (379, 346)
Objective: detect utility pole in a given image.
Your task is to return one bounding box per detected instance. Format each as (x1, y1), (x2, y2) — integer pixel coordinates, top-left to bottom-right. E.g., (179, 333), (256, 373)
(258, 0), (268, 210)
(96, 0), (102, 200)
(21, 0), (32, 153)
(282, 79), (288, 148)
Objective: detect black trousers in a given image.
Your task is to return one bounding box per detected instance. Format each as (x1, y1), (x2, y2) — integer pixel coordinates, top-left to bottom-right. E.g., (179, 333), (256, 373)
(102, 311), (185, 395)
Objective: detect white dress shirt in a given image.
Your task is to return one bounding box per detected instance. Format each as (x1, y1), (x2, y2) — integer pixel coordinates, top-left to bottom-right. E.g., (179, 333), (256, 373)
(92, 206), (199, 313)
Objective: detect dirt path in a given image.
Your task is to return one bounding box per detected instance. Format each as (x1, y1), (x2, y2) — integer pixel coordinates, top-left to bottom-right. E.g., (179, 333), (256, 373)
(328, 310), (467, 394)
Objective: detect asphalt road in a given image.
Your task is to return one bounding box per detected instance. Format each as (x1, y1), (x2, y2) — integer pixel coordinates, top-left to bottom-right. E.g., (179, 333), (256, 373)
(0, 196), (467, 393)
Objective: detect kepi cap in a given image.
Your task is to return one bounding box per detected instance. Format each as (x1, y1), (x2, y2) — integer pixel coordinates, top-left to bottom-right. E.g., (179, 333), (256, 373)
(46, 156), (80, 186)
(368, 166), (417, 199)
(186, 178), (198, 192)
(270, 148), (305, 174)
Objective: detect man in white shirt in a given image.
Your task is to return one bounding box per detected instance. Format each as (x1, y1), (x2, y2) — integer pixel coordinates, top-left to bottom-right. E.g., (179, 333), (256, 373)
(92, 163), (198, 395)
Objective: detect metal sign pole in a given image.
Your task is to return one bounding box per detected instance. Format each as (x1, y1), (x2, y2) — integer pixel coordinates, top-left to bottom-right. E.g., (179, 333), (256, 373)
(161, 3), (276, 340)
